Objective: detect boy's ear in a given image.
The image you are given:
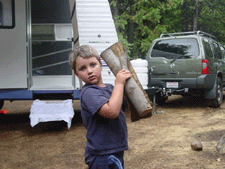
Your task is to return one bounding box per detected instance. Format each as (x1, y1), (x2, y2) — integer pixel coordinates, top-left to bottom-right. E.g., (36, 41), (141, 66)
(100, 62), (103, 71)
(100, 61), (102, 67)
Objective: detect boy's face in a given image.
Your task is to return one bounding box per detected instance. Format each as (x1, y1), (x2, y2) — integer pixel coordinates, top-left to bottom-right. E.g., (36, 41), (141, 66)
(75, 56), (104, 87)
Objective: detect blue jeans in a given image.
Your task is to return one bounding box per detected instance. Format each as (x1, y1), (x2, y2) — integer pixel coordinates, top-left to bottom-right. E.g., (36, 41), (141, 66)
(86, 151), (124, 169)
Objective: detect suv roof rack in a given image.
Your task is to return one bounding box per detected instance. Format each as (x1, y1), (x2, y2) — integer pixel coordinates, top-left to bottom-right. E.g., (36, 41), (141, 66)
(160, 30), (217, 40)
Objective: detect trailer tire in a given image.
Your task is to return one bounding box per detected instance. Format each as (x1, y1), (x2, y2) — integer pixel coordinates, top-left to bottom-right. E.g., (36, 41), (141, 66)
(208, 77), (223, 108)
(0, 100), (4, 110)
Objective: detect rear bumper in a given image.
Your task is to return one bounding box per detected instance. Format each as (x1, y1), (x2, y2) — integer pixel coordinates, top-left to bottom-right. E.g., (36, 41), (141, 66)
(0, 89), (81, 100)
(148, 74), (216, 90)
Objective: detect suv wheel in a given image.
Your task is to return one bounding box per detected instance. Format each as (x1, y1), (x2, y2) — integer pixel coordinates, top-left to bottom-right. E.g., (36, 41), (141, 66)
(208, 77), (223, 108)
(0, 100), (4, 110)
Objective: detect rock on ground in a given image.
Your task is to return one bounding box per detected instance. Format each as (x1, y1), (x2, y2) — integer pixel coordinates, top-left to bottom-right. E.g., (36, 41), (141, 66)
(191, 141), (203, 151)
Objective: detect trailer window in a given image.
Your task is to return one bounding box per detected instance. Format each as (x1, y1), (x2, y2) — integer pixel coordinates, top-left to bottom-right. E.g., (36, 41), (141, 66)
(0, 0), (15, 29)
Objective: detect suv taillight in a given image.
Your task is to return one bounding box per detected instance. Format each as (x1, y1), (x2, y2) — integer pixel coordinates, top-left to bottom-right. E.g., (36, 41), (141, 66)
(202, 59), (209, 74)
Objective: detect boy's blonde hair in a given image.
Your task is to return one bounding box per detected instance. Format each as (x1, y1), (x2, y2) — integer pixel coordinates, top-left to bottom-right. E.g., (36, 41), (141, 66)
(69, 45), (101, 72)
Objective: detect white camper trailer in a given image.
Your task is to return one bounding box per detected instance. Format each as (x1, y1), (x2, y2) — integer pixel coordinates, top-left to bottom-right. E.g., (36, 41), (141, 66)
(0, 0), (118, 109)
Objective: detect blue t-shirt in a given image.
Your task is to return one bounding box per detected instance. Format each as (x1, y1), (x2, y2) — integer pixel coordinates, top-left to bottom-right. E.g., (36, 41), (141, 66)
(80, 83), (128, 159)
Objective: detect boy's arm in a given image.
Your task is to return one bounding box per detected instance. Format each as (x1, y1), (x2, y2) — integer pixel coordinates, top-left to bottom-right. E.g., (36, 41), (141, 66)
(98, 69), (132, 119)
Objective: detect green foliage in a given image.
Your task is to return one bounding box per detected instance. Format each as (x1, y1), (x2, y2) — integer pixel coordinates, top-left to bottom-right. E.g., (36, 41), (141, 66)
(110, 0), (225, 57)
(117, 32), (133, 57)
(198, 0), (225, 44)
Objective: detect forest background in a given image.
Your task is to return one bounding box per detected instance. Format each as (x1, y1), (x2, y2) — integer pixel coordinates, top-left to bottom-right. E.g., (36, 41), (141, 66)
(108, 0), (225, 58)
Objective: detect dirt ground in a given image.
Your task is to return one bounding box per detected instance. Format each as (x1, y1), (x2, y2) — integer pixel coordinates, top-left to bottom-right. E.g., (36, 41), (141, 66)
(1, 94), (225, 169)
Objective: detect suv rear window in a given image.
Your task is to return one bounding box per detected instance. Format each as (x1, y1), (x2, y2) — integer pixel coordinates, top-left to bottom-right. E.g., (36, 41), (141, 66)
(151, 38), (199, 59)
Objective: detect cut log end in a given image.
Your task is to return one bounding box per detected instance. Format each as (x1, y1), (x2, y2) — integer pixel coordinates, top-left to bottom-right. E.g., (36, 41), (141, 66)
(140, 108), (153, 117)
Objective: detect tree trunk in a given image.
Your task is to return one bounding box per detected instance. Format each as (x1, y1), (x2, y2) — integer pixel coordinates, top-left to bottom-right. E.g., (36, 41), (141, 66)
(181, 1), (188, 31)
(101, 41), (152, 118)
(193, 0), (198, 31)
(127, 1), (135, 58)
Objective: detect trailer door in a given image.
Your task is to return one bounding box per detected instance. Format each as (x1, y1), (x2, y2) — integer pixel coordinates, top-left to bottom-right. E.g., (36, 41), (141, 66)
(30, 0), (74, 90)
(0, 0), (27, 89)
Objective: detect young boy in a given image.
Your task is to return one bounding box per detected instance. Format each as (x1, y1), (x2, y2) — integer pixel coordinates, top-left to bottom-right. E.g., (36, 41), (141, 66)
(69, 45), (132, 169)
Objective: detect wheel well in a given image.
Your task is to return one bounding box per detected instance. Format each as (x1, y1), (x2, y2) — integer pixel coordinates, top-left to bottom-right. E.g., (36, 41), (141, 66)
(0, 100), (4, 110)
(218, 72), (223, 81)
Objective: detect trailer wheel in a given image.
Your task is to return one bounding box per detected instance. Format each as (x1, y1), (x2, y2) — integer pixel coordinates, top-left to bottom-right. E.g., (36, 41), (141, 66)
(0, 100), (4, 110)
(208, 77), (223, 108)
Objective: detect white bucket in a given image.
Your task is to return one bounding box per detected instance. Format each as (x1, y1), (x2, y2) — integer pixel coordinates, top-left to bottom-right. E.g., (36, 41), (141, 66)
(130, 59), (148, 89)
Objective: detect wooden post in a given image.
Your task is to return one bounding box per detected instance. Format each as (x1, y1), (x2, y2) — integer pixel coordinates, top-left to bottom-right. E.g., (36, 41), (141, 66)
(101, 41), (152, 118)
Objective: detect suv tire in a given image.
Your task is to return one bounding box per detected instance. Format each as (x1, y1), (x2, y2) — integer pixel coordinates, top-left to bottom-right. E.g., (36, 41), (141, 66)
(208, 77), (223, 108)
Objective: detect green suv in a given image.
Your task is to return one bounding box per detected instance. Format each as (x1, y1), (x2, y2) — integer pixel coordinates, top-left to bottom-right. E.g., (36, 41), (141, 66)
(146, 31), (225, 108)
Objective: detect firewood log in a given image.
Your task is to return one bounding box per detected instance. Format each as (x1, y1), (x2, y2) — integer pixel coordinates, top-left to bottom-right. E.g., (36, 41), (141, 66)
(101, 41), (152, 119)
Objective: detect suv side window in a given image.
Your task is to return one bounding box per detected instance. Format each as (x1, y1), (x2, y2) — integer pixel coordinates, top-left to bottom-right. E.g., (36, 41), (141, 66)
(212, 41), (223, 59)
(220, 45), (225, 59)
(202, 38), (213, 58)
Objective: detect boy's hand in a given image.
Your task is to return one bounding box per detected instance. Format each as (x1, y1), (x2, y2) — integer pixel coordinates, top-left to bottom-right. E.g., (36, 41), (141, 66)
(99, 69), (132, 119)
(115, 69), (132, 86)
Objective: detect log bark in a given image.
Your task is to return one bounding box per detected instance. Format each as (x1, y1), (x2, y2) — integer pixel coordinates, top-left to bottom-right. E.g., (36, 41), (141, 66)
(101, 41), (152, 118)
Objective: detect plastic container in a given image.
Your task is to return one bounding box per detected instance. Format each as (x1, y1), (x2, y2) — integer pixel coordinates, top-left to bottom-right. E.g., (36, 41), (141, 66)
(130, 59), (148, 89)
